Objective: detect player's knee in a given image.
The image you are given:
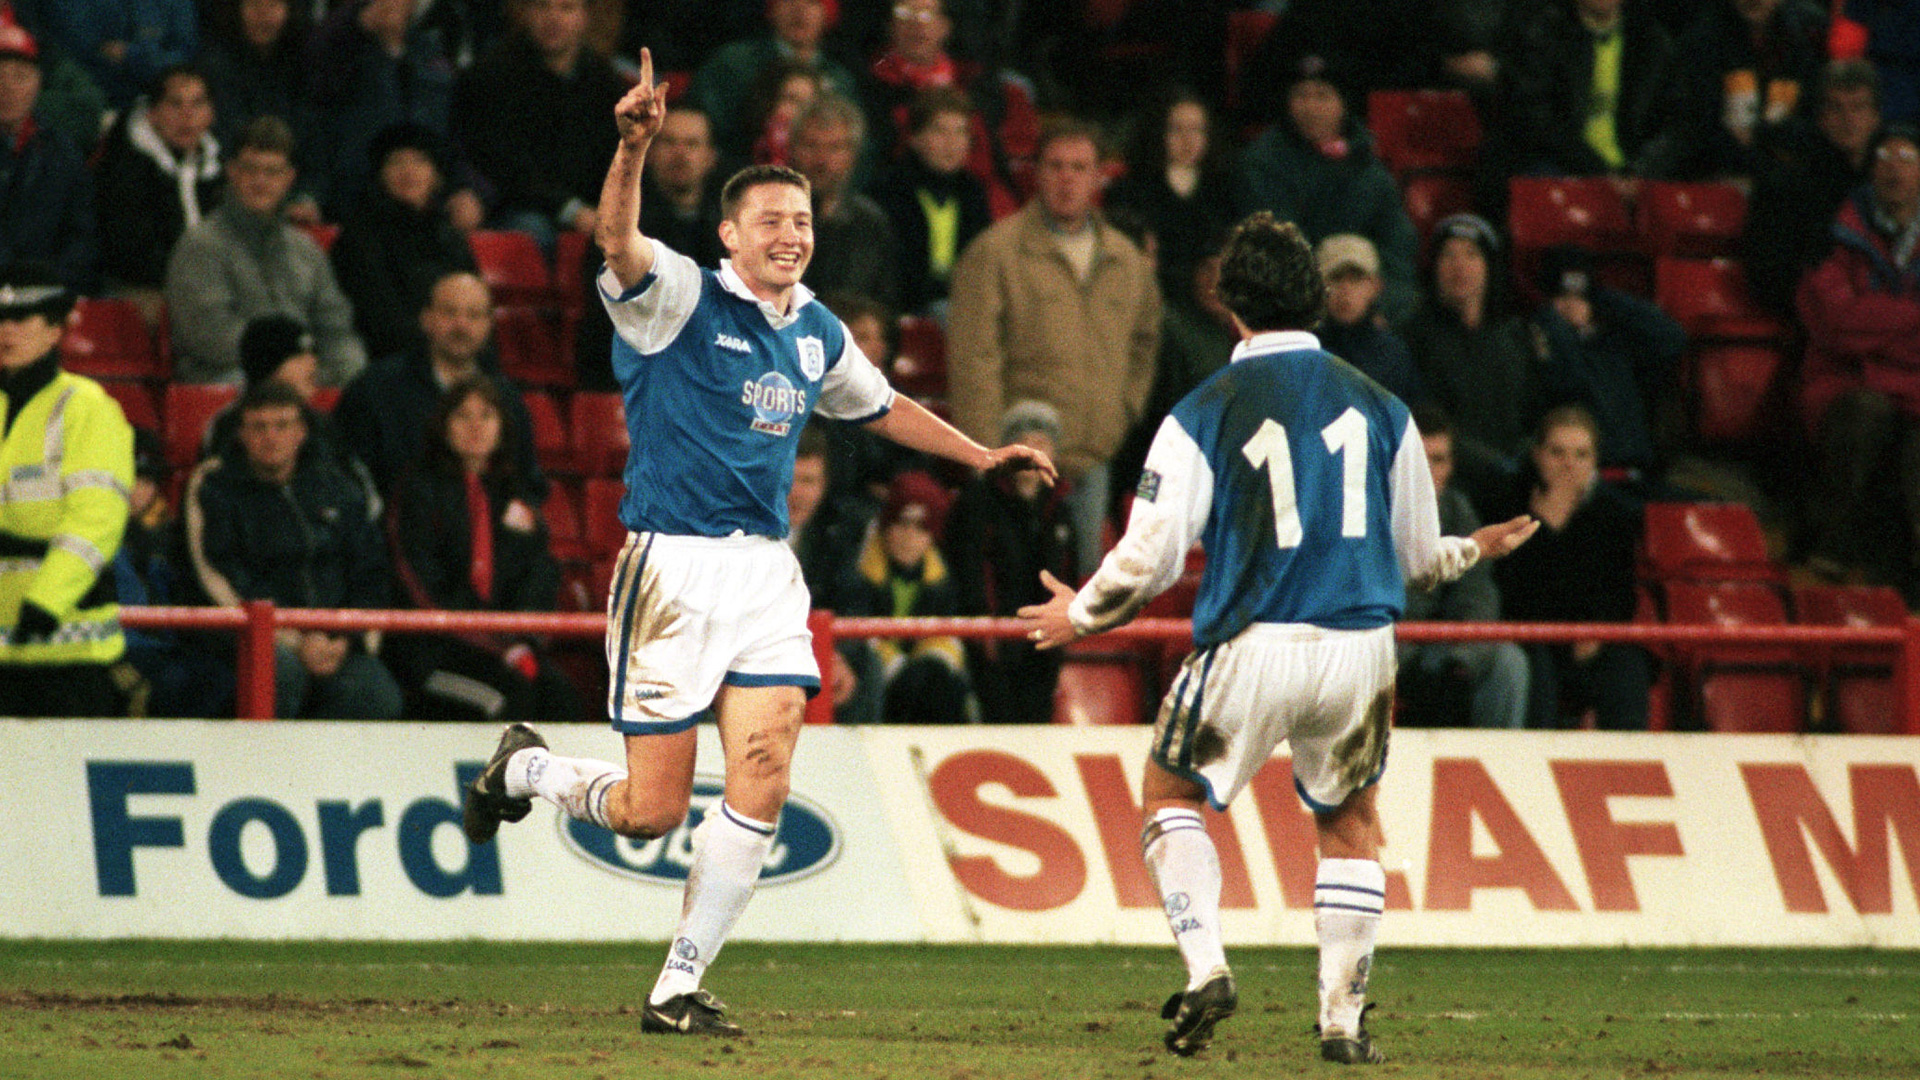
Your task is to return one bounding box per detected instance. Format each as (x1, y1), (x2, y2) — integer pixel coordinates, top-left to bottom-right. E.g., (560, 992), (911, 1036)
(605, 792), (689, 840)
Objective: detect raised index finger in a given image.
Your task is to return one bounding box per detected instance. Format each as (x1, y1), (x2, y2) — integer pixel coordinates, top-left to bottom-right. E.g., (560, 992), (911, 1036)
(638, 46), (653, 92)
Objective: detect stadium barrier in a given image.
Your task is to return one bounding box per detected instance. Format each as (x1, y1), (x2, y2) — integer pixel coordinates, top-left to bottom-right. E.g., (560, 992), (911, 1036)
(119, 603), (1920, 733)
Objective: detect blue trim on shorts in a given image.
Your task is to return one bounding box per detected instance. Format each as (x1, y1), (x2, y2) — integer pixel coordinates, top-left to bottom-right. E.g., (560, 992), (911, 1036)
(723, 671), (823, 698)
(610, 705), (712, 736)
(608, 534), (654, 714)
(1293, 746), (1388, 816)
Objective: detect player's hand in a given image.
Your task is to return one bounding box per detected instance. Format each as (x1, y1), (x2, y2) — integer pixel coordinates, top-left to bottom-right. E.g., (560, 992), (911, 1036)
(1471, 514), (1540, 560)
(1016, 570), (1081, 651)
(983, 443), (1058, 486)
(615, 48), (667, 148)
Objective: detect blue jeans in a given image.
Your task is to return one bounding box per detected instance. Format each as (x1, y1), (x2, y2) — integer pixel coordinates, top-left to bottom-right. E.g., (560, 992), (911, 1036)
(275, 644), (405, 719)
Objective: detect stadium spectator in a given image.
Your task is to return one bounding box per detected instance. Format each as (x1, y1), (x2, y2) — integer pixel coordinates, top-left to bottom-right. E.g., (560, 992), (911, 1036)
(817, 289), (928, 514)
(791, 92), (899, 306)
(0, 263), (134, 718)
(1314, 233), (1424, 405)
(452, 0), (628, 250)
(301, 0), (470, 223)
(164, 115), (366, 386)
(836, 469), (974, 722)
(948, 118), (1161, 574)
(1489, 0), (1674, 180)
(333, 269), (543, 502)
(384, 375), (580, 722)
(1743, 58), (1883, 312)
(35, 0), (196, 111)
(786, 423), (875, 722)
(1018, 212), (1537, 1066)
(1641, 0), (1828, 181)
(1529, 245), (1685, 482)
(0, 21), (97, 292)
(869, 86), (993, 317)
(1398, 405), (1530, 729)
(1235, 53), (1419, 325)
(1397, 213), (1544, 516)
(1795, 122), (1920, 593)
(1106, 86), (1236, 309)
(742, 56), (823, 168)
(94, 63), (222, 324)
(692, 0), (857, 166)
(1844, 0), (1920, 124)
(0, 1), (108, 160)
(860, 0), (1041, 218)
(1237, 0), (1444, 124)
(457, 59), (1057, 1037)
(330, 122), (481, 359)
(198, 0), (311, 153)
(942, 401), (1078, 723)
(186, 379), (403, 720)
(1490, 404), (1652, 729)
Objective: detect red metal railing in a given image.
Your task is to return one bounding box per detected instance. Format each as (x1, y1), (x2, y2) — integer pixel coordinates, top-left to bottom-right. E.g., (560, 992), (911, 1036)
(118, 605), (1920, 732)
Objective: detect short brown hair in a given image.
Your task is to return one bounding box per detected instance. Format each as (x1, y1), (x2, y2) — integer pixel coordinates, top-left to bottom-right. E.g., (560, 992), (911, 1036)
(720, 163), (811, 220)
(1215, 212), (1324, 332)
(907, 86), (973, 135)
(234, 114), (296, 161)
(1035, 116), (1103, 162)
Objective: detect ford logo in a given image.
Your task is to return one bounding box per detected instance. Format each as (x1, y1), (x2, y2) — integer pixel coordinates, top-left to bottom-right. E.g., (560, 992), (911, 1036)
(558, 778), (841, 885)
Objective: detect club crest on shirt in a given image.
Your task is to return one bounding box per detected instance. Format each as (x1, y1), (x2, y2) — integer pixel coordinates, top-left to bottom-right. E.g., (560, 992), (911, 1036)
(797, 335), (826, 381)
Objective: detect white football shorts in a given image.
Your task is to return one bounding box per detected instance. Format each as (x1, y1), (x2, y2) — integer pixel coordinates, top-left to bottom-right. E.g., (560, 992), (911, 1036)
(1151, 622), (1395, 812)
(604, 531), (821, 733)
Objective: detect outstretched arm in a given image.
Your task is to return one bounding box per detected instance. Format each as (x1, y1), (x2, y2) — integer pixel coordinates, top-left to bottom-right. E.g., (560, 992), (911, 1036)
(597, 48), (667, 292)
(864, 394), (1058, 482)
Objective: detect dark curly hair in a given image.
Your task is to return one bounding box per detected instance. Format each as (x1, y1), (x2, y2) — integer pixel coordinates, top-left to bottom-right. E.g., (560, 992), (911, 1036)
(1214, 212), (1324, 332)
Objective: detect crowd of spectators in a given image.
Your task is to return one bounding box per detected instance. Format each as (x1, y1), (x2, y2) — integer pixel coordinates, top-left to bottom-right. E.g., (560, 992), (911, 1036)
(6, 0), (1919, 728)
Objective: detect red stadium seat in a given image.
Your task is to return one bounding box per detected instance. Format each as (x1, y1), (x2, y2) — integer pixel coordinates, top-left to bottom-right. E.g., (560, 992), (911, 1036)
(60, 297), (163, 379)
(1639, 501), (1782, 584)
(1053, 655), (1147, 724)
(1689, 342), (1788, 445)
(469, 229), (553, 307)
(161, 382), (238, 469)
(1653, 256), (1787, 341)
(1638, 181), (1747, 258)
(1367, 89), (1482, 177)
(1792, 583), (1906, 734)
(893, 315), (947, 401)
(1402, 173), (1476, 261)
(1696, 670), (1806, 733)
(570, 391), (629, 477)
(542, 479), (587, 563)
(582, 476), (629, 557)
(1661, 578), (1796, 667)
(1663, 578), (1806, 731)
(521, 388), (573, 474)
(1508, 177), (1645, 303)
(1222, 10), (1279, 112)
(100, 379), (161, 432)
(494, 305), (571, 388)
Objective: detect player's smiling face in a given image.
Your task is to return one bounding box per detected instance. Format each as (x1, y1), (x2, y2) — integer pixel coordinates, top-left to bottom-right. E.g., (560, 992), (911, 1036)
(721, 181), (814, 303)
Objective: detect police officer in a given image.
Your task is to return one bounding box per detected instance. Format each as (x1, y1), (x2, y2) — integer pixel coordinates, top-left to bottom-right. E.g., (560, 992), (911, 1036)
(0, 263), (135, 716)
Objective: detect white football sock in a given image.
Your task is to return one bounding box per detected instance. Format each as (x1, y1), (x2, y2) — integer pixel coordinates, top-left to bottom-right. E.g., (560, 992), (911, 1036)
(507, 748), (625, 832)
(1315, 857), (1386, 1037)
(1141, 806), (1227, 990)
(649, 801), (777, 1005)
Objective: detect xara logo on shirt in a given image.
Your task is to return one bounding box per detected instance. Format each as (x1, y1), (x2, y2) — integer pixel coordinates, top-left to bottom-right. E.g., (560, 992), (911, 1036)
(741, 371), (807, 436)
(714, 332), (751, 353)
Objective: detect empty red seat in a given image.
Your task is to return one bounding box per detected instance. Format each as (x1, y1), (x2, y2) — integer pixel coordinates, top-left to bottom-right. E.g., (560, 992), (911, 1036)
(582, 476), (628, 557)
(1222, 9), (1279, 112)
(100, 379), (161, 432)
(569, 391), (629, 476)
(1640, 501), (1782, 583)
(1053, 656), (1147, 724)
(494, 305), (570, 388)
(552, 228), (594, 316)
(1367, 89), (1482, 176)
(1508, 177), (1645, 303)
(1689, 342), (1787, 445)
(162, 382), (238, 469)
(1662, 578), (1796, 666)
(1792, 583), (1906, 734)
(1403, 173), (1476, 260)
(521, 388), (572, 474)
(893, 315), (947, 400)
(469, 229), (553, 307)
(1696, 670), (1806, 733)
(542, 479), (587, 563)
(60, 297), (162, 379)
(1638, 181), (1747, 258)
(1654, 256), (1787, 341)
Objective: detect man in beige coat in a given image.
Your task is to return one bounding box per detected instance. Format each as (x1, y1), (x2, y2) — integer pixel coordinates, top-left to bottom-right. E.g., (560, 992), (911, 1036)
(948, 119), (1161, 573)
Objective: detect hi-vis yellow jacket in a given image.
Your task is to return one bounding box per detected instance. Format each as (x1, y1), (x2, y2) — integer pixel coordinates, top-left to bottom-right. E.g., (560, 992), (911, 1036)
(0, 352), (133, 665)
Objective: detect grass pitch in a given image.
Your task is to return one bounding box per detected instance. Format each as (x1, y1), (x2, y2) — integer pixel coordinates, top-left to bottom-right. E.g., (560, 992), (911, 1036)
(0, 941), (1913, 1079)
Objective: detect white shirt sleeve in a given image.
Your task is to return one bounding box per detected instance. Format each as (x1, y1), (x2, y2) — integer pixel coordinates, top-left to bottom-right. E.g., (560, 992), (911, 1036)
(598, 237), (703, 356)
(815, 319), (896, 421)
(1067, 415), (1212, 636)
(1390, 414), (1481, 591)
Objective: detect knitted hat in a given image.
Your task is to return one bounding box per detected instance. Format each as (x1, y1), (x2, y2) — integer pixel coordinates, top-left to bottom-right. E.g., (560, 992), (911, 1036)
(1536, 245), (1594, 299)
(1430, 212), (1499, 258)
(880, 470), (951, 536)
(239, 313), (313, 387)
(1000, 399), (1062, 446)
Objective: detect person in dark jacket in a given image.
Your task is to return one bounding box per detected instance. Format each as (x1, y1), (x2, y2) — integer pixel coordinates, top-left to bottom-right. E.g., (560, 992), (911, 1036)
(384, 375), (580, 721)
(787, 423), (878, 723)
(870, 86), (994, 317)
(942, 401), (1078, 723)
(0, 21), (97, 292)
(1490, 404), (1651, 729)
(1490, 0), (1674, 179)
(333, 270), (544, 504)
(1315, 233), (1424, 406)
(198, 0), (310, 152)
(330, 122), (479, 359)
(94, 63), (222, 317)
(1107, 86), (1237, 308)
(185, 379), (403, 719)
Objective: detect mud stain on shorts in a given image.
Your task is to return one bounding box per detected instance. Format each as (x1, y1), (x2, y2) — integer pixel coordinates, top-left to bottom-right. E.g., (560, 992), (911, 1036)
(1329, 687), (1392, 791)
(1190, 724), (1229, 768)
